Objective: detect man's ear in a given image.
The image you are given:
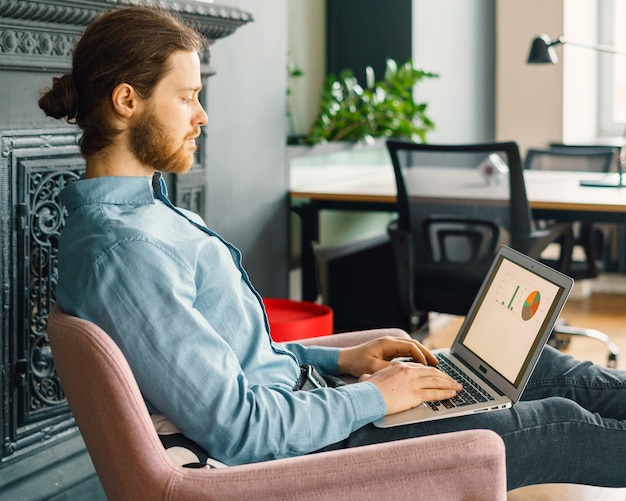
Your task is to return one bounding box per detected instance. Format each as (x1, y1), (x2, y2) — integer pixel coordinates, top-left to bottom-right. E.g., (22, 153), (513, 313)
(111, 83), (141, 120)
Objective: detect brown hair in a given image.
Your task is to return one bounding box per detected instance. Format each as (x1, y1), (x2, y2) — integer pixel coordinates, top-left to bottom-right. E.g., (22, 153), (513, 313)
(38, 5), (205, 156)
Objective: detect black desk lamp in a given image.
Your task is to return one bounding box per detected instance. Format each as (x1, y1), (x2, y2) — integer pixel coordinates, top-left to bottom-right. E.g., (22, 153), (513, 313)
(527, 34), (626, 187)
(527, 34), (626, 64)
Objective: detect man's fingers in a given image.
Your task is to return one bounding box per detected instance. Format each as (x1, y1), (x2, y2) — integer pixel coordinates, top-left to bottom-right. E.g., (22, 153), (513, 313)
(367, 362), (463, 415)
(378, 337), (438, 366)
(395, 362), (461, 390)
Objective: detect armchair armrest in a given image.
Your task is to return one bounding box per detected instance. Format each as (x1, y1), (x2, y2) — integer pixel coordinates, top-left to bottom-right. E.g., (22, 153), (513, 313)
(170, 429), (507, 500)
(293, 327), (411, 348)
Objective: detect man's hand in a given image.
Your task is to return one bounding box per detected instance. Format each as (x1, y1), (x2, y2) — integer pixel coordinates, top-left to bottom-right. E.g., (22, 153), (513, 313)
(337, 336), (438, 377)
(337, 337), (462, 416)
(360, 361), (462, 415)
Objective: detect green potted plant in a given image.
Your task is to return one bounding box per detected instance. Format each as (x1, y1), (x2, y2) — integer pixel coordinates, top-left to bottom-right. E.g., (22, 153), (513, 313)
(304, 59), (438, 145)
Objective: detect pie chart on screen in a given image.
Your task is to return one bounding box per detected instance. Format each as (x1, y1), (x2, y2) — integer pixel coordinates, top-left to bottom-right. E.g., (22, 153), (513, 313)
(521, 290), (540, 321)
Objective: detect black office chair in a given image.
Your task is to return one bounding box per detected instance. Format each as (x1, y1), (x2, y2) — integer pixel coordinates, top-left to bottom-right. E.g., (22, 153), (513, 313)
(548, 143), (620, 158)
(524, 147), (618, 280)
(385, 140), (573, 332)
(527, 146), (617, 172)
(524, 146), (620, 367)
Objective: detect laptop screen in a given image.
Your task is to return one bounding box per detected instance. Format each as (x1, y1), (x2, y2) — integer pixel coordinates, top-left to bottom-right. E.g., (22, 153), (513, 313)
(457, 253), (568, 387)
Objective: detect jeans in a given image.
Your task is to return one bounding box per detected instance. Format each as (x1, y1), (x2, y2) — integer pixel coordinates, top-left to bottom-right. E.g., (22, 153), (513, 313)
(318, 346), (626, 490)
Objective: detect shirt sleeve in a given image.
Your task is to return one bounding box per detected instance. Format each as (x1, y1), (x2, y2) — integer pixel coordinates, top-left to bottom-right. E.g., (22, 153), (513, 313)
(69, 239), (387, 465)
(280, 342), (341, 375)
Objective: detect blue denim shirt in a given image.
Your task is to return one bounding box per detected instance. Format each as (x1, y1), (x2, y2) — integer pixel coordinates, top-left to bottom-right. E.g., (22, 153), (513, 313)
(55, 175), (386, 465)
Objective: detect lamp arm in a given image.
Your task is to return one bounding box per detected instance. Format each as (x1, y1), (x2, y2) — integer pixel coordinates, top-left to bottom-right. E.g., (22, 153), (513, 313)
(558, 38), (626, 57)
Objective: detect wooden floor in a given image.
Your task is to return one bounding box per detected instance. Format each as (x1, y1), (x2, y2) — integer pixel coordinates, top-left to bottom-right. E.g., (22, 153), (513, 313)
(422, 287), (626, 501)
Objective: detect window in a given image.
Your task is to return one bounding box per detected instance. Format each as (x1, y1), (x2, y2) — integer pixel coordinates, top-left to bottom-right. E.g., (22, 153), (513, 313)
(598, 0), (626, 137)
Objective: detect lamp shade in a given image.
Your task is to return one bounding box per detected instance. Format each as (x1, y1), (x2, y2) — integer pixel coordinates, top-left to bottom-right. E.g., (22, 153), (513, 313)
(527, 34), (560, 64)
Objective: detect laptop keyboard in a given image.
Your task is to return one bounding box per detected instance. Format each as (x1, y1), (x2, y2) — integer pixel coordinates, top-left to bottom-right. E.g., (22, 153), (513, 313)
(426, 353), (495, 411)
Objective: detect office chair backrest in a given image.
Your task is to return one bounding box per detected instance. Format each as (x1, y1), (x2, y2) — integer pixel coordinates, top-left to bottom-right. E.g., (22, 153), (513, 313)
(524, 147), (617, 172)
(548, 143), (620, 158)
(386, 140), (532, 243)
(385, 140), (573, 320)
(524, 145), (618, 281)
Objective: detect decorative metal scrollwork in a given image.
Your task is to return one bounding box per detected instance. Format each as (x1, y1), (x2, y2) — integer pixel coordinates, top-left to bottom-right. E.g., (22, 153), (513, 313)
(180, 185), (205, 215)
(24, 168), (82, 416)
(0, 29), (75, 58)
(0, 0), (253, 71)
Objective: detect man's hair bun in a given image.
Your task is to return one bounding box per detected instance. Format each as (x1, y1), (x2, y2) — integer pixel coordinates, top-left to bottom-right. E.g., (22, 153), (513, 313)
(38, 73), (79, 123)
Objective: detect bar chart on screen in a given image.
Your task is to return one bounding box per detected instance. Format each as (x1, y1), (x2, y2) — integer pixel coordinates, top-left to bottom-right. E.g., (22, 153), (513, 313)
(494, 275), (550, 329)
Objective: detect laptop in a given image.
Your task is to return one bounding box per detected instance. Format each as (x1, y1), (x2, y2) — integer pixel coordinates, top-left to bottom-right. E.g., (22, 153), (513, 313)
(374, 245), (573, 428)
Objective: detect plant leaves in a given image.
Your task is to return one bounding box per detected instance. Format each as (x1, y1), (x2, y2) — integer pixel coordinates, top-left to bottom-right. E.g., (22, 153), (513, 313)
(305, 59), (438, 144)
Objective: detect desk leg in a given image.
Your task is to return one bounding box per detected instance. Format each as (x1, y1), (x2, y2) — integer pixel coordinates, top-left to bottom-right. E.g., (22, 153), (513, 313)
(618, 223), (626, 273)
(292, 203), (320, 302)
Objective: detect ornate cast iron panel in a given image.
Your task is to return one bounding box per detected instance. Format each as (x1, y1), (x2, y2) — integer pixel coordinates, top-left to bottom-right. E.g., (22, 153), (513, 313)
(0, 0), (252, 475)
(0, 0), (253, 73)
(0, 0), (251, 222)
(1, 128), (83, 460)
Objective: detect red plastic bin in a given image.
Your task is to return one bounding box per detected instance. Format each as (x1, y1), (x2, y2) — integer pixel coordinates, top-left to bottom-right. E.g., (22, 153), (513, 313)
(263, 298), (333, 342)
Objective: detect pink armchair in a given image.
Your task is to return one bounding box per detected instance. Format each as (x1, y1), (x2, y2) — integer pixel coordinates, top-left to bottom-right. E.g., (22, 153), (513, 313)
(47, 304), (507, 500)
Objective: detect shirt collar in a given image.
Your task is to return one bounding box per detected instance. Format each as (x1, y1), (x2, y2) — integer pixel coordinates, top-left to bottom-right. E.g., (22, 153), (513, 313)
(59, 175), (158, 211)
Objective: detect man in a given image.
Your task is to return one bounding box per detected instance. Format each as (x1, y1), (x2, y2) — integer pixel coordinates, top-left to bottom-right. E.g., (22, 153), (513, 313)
(40, 5), (626, 490)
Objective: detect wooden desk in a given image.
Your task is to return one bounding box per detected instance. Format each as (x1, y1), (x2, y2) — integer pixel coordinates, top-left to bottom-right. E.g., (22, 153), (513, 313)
(291, 165), (626, 300)
(292, 165), (626, 220)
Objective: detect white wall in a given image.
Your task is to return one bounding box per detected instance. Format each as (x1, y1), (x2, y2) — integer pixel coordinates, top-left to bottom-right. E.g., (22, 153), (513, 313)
(412, 0), (495, 143)
(205, 0), (290, 297)
(496, 0), (602, 153)
(287, 0), (326, 137)
(496, 1), (564, 153)
(563, 0), (600, 143)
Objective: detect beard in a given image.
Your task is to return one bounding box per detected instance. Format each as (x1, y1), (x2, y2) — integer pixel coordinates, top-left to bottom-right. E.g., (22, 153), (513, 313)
(128, 108), (200, 174)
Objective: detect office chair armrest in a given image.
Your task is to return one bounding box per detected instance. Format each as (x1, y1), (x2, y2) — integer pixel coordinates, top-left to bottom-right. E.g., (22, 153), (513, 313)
(513, 222), (574, 273)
